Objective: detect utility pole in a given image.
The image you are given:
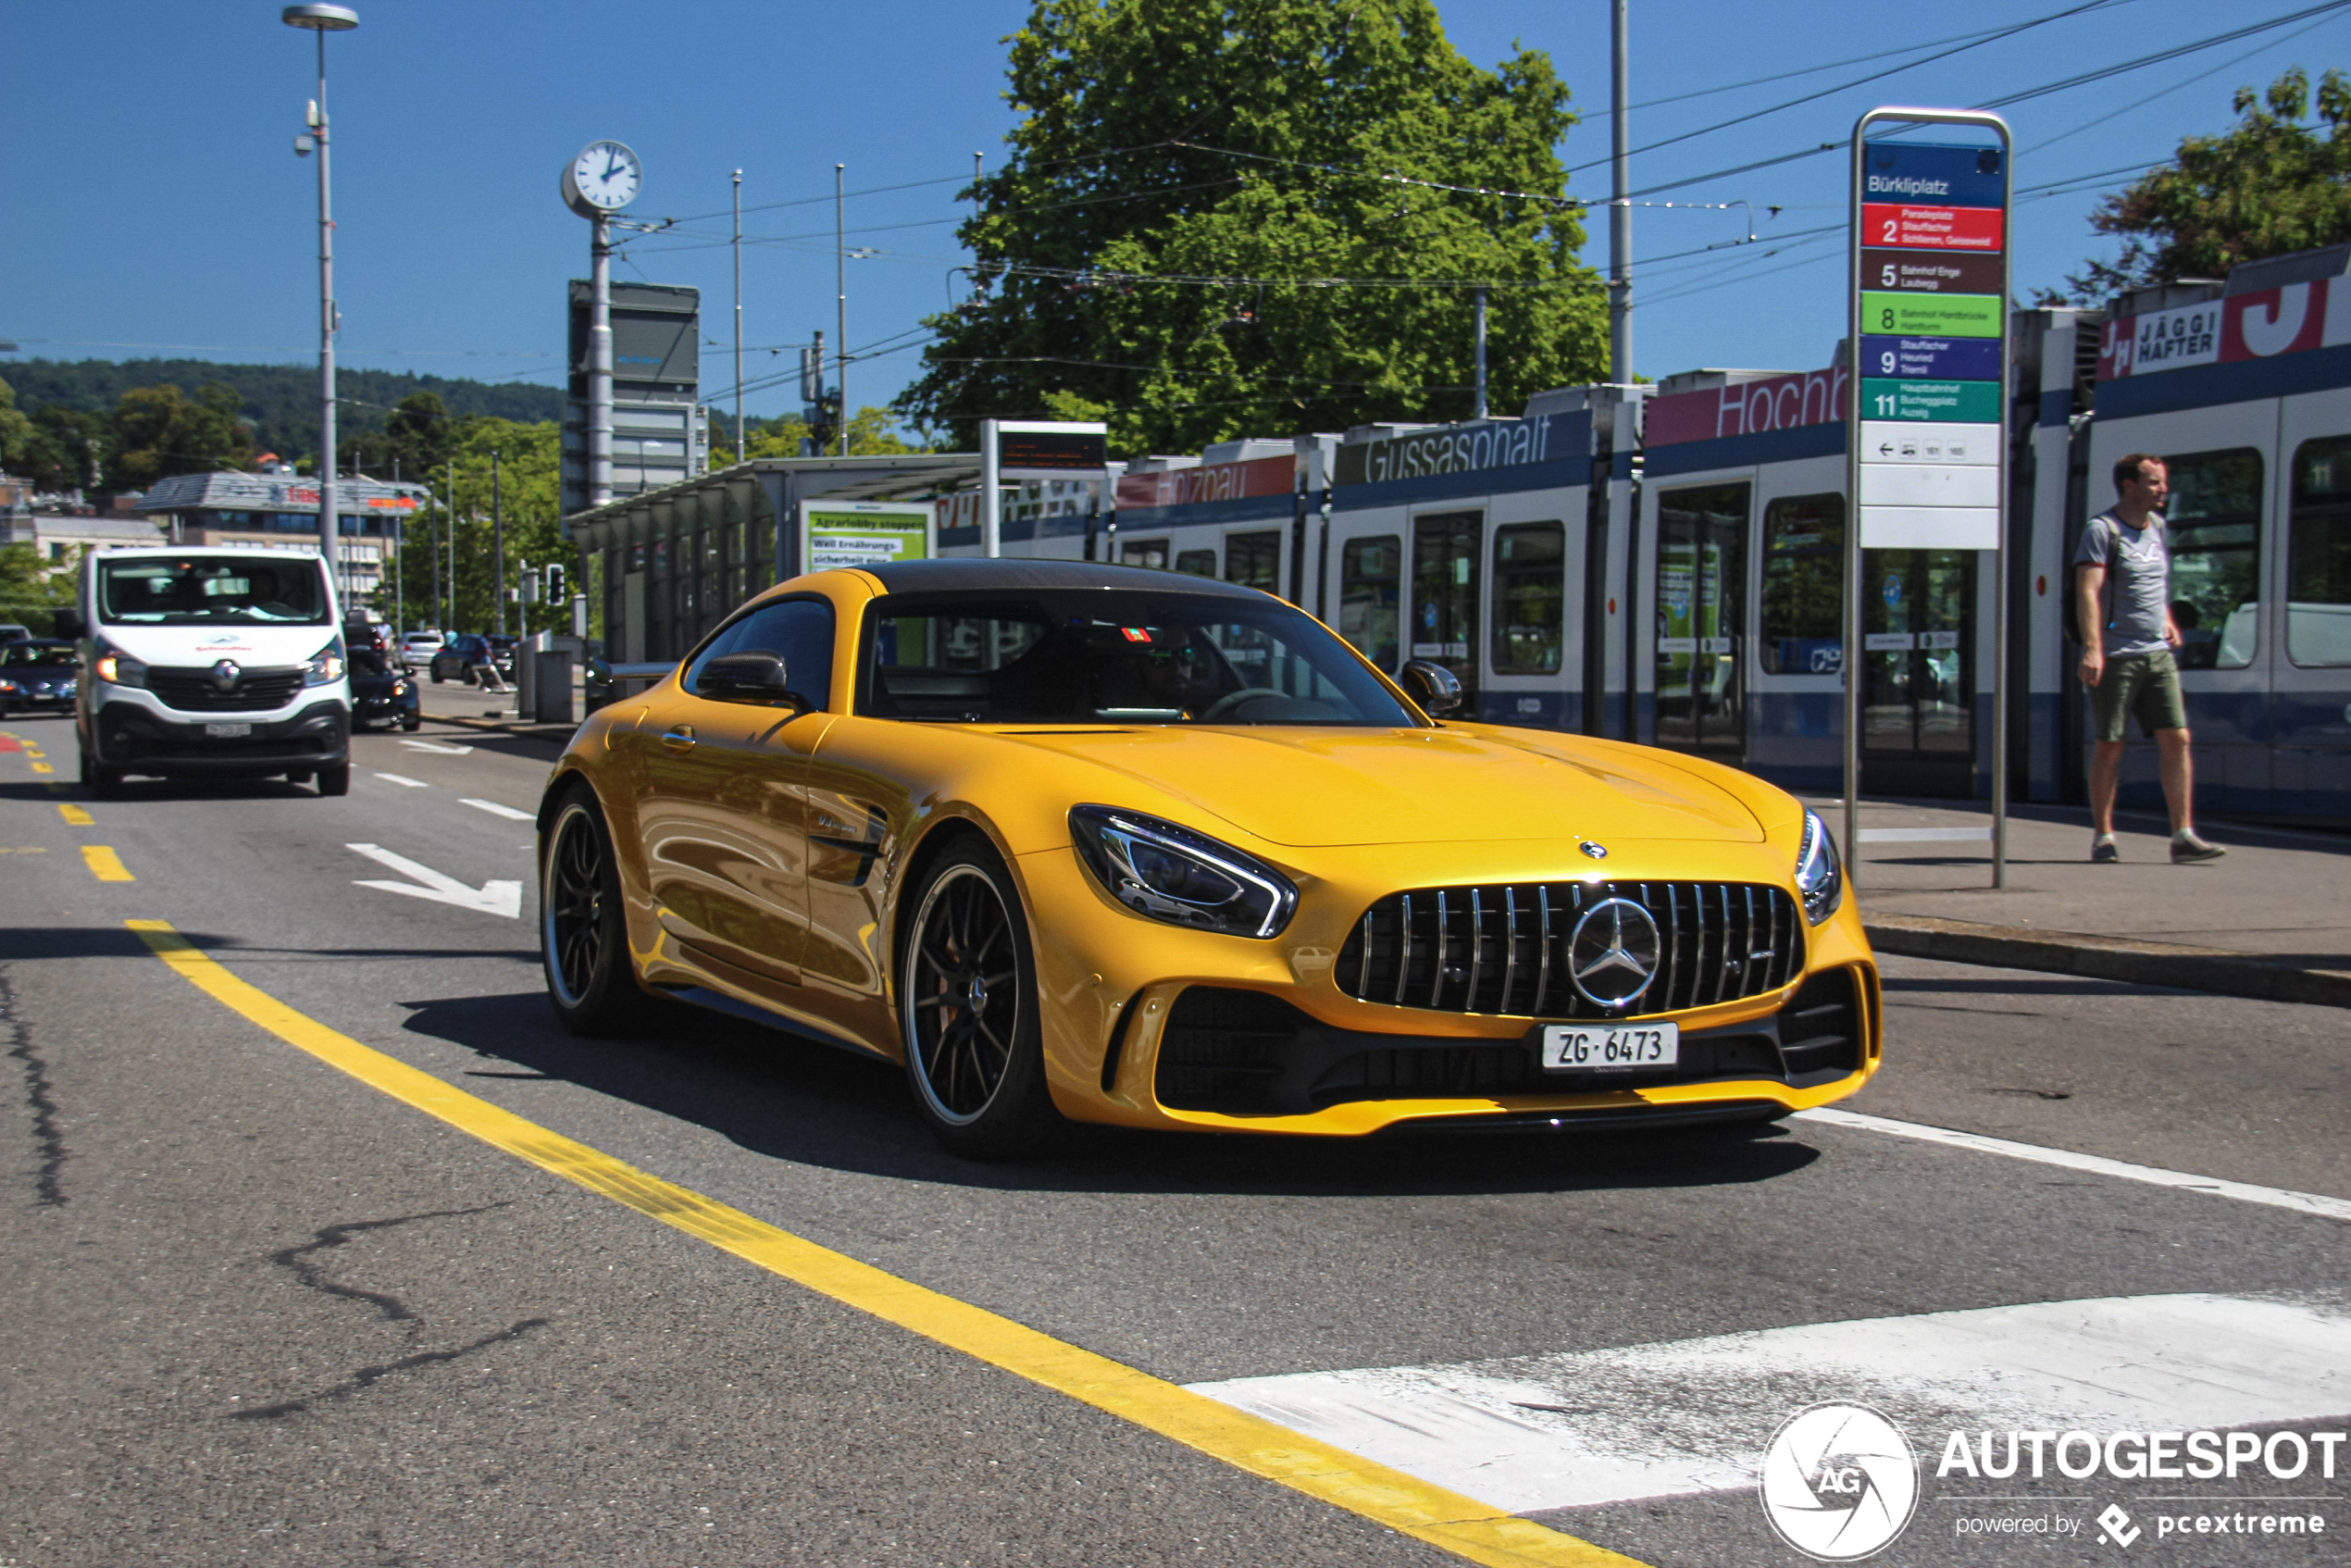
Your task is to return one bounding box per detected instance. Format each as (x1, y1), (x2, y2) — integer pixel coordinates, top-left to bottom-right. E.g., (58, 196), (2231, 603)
(590, 215), (614, 506)
(392, 456), (403, 631)
(1473, 288), (1489, 419)
(732, 168), (745, 461)
(835, 162), (848, 456)
(1609, 0), (1633, 383)
(444, 458), (456, 633)
(282, 6), (357, 606)
(491, 448), (505, 639)
(429, 467), (442, 635)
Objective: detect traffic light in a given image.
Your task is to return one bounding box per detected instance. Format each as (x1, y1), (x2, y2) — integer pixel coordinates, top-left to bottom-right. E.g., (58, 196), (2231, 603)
(544, 562), (566, 604)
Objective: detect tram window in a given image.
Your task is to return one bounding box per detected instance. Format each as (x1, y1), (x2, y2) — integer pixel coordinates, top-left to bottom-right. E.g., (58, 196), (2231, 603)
(1122, 538), (1170, 570)
(1491, 521), (1566, 674)
(2289, 435), (2351, 666)
(1339, 535), (1402, 670)
(1176, 549), (1217, 577)
(1760, 493), (1847, 675)
(1225, 530), (1281, 593)
(2162, 447), (2262, 669)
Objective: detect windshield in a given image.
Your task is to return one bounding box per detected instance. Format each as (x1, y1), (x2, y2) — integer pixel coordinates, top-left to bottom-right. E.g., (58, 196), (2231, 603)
(97, 556), (330, 626)
(859, 589), (1419, 727)
(1, 643), (77, 668)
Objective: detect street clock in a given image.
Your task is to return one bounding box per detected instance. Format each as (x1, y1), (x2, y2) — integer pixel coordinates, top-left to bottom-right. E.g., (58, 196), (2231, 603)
(562, 141), (641, 217)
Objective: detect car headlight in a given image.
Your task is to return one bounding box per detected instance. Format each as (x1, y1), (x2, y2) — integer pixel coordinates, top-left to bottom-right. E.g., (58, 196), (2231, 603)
(392, 680), (409, 696)
(305, 639), (346, 686)
(1795, 810), (1843, 926)
(1069, 804), (1297, 940)
(93, 642), (147, 688)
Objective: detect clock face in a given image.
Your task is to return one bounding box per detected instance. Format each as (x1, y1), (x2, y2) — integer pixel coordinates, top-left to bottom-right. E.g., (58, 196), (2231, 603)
(568, 141), (641, 212)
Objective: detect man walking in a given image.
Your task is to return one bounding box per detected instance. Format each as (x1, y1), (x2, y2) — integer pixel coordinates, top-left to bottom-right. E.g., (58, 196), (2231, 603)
(2074, 453), (2225, 864)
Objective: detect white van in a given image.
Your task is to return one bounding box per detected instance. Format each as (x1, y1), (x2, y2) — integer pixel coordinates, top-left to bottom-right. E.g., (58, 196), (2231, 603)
(68, 546), (354, 797)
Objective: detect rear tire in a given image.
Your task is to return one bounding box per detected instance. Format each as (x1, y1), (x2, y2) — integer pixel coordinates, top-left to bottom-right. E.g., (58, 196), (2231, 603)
(541, 788), (667, 1035)
(898, 839), (1064, 1159)
(315, 764), (350, 797)
(402, 716), (421, 731)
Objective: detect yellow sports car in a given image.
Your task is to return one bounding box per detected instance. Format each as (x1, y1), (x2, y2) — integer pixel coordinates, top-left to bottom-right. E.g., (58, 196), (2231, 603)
(539, 559), (1878, 1155)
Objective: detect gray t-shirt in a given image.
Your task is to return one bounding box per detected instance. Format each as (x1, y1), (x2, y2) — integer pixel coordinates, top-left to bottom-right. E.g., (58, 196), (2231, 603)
(2073, 509), (2171, 656)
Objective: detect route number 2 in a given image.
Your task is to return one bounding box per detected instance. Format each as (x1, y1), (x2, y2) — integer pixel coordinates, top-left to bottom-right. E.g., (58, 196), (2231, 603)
(1882, 218), (1898, 242)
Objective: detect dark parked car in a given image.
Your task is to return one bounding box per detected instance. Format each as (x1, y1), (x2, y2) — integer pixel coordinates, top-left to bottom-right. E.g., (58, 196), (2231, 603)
(344, 619), (396, 666)
(349, 647), (421, 731)
(0, 639), (81, 713)
(429, 633), (515, 685)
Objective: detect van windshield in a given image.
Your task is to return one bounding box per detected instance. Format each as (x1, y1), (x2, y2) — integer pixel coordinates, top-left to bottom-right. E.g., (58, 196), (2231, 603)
(97, 557), (330, 626)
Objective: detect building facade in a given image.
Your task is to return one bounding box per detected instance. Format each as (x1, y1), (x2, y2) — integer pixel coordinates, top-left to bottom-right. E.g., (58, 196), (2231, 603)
(134, 471), (432, 604)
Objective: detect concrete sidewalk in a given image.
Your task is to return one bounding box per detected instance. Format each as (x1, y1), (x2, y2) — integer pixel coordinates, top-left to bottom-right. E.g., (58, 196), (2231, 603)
(1803, 794), (2351, 1009)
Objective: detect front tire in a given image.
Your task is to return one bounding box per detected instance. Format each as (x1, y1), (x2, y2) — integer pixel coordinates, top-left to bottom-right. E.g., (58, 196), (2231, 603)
(79, 744), (123, 799)
(315, 764), (350, 797)
(541, 788), (665, 1035)
(898, 840), (1064, 1158)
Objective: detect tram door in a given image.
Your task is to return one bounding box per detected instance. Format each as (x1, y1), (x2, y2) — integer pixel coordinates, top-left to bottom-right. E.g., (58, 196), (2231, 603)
(1411, 511), (1482, 710)
(1654, 482), (1748, 756)
(1861, 549), (1975, 795)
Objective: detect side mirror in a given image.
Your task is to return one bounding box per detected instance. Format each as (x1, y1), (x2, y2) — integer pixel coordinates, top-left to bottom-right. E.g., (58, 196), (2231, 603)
(697, 651), (805, 709)
(1399, 658), (1462, 716)
(53, 609), (86, 641)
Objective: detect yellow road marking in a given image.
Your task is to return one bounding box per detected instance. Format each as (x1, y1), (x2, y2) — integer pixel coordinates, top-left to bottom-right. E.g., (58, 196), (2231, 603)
(82, 845), (133, 882)
(0, 847), (48, 854)
(58, 803), (93, 826)
(30, 762), (53, 774)
(125, 918), (1642, 1568)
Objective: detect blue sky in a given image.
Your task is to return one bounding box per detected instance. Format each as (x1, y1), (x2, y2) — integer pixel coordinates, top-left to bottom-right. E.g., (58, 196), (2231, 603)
(5, 0), (2344, 429)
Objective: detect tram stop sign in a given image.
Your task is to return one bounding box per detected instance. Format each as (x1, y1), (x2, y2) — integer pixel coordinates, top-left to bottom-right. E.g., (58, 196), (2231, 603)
(1849, 122), (2010, 551)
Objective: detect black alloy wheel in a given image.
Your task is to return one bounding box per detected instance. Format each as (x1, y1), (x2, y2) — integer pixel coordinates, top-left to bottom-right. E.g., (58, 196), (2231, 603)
(899, 840), (1063, 1157)
(541, 788), (664, 1035)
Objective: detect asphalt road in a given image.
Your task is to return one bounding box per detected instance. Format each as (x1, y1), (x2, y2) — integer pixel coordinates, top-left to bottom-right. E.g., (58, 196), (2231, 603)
(1, 704), (2345, 1568)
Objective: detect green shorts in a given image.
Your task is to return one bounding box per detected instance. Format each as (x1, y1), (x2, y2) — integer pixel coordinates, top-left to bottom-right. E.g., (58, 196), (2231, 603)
(2091, 647), (2187, 741)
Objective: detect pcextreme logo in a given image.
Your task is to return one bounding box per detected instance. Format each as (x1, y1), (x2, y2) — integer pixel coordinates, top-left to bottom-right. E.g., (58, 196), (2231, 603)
(1760, 1402), (1922, 1561)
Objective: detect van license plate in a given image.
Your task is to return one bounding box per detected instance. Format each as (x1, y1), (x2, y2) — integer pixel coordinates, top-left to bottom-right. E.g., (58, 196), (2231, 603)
(204, 722), (252, 739)
(1541, 1022), (1678, 1072)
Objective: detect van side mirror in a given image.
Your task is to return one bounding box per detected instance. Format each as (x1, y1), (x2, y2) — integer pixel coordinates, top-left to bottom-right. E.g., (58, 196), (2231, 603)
(1400, 658), (1462, 716)
(52, 609), (85, 641)
(697, 651), (806, 710)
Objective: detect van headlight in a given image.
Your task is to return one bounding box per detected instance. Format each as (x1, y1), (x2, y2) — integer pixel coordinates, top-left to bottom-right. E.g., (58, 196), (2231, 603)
(1069, 805), (1297, 940)
(93, 642), (147, 688)
(1795, 810), (1843, 926)
(305, 639), (346, 686)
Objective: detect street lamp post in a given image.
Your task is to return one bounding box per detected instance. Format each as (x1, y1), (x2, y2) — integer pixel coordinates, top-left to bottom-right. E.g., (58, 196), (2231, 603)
(283, 4), (357, 604)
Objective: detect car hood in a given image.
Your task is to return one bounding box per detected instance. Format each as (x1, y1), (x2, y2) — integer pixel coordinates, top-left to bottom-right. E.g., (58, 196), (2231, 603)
(95, 624), (336, 667)
(996, 726), (1762, 846)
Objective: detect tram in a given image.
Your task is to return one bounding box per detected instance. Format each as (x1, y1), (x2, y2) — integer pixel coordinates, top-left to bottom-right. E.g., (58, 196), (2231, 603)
(958, 243), (2351, 827)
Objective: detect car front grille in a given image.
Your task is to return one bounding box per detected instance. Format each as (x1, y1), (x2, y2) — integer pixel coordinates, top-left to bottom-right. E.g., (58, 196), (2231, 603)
(148, 666), (307, 712)
(1335, 880), (1803, 1019)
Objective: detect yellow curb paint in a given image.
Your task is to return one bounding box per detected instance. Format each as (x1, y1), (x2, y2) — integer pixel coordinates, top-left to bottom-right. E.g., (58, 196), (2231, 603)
(125, 918), (1643, 1568)
(58, 803), (93, 826)
(30, 762), (53, 774)
(82, 845), (133, 882)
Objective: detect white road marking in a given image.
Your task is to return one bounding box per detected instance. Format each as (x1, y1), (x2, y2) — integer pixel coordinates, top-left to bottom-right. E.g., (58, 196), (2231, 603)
(460, 797), (533, 822)
(400, 739), (473, 755)
(1191, 1294), (2351, 1514)
(1855, 826), (1990, 842)
(373, 773), (429, 788)
(346, 841), (521, 918)
(1793, 1107), (2351, 1224)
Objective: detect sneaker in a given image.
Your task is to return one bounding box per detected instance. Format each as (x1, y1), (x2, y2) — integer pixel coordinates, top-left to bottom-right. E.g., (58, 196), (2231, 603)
(2171, 832), (2226, 864)
(2091, 835), (2119, 864)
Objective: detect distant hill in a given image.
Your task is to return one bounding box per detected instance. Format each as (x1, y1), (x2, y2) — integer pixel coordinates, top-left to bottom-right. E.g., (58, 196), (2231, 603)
(0, 357), (564, 460)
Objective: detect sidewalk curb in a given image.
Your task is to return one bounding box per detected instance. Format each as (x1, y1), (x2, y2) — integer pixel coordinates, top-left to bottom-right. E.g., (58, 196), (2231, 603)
(425, 714), (578, 743)
(1863, 912), (2351, 1011)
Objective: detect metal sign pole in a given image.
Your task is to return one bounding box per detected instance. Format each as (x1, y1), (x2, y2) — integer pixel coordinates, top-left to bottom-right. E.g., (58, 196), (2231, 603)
(1847, 106), (2013, 890)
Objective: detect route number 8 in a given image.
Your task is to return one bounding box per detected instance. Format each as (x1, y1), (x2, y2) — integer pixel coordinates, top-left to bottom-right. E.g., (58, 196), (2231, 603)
(1880, 307), (1895, 330)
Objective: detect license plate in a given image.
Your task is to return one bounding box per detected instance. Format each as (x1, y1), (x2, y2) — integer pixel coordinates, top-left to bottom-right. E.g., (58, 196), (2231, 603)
(204, 722), (252, 739)
(1541, 1022), (1678, 1072)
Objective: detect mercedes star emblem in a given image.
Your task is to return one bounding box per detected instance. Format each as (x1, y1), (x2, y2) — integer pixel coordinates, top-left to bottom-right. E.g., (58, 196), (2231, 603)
(1567, 897), (1662, 1010)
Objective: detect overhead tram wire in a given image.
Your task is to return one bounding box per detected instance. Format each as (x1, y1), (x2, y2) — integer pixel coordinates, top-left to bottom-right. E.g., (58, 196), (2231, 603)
(1619, 0), (2351, 202)
(2021, 7), (2349, 156)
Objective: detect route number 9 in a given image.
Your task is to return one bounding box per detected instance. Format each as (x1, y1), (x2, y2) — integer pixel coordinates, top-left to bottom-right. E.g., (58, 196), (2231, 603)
(1880, 351), (1897, 373)
(1882, 218), (1898, 242)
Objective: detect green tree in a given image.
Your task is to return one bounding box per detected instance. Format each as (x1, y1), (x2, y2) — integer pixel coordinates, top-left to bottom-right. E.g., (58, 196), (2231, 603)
(2053, 67), (2351, 302)
(0, 378), (36, 477)
(387, 416), (567, 632)
(0, 541), (77, 633)
(104, 381), (252, 492)
(713, 405), (921, 466)
(899, 0), (1605, 456)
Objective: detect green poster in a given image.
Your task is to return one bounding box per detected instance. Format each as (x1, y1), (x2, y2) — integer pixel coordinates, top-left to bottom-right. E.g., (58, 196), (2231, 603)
(803, 505), (931, 572)
(1859, 291), (2002, 338)
(1859, 379), (2003, 423)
